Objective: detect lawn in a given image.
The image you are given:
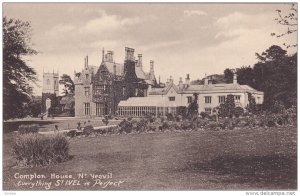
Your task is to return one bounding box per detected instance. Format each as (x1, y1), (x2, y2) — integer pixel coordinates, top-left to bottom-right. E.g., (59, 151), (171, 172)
(3, 125), (297, 190)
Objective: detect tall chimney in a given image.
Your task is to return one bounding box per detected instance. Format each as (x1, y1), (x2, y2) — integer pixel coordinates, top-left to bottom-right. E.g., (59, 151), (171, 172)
(150, 60), (154, 72)
(169, 76), (173, 84)
(138, 54), (142, 67)
(107, 51), (114, 62)
(125, 47), (135, 61)
(179, 77), (183, 89)
(233, 73), (237, 84)
(185, 74), (190, 86)
(204, 77), (209, 85)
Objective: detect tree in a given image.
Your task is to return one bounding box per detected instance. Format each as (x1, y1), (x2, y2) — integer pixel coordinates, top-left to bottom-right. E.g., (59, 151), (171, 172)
(218, 94), (235, 118)
(3, 17), (37, 120)
(224, 68), (234, 83)
(253, 45), (296, 110)
(247, 93), (257, 114)
(187, 93), (199, 118)
(59, 74), (75, 95)
(271, 3), (297, 48)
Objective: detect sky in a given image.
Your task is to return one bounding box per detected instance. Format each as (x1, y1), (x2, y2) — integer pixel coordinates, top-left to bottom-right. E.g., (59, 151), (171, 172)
(3, 3), (297, 95)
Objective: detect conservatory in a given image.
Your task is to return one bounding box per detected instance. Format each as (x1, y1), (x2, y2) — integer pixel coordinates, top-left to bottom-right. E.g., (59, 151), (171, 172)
(117, 97), (178, 117)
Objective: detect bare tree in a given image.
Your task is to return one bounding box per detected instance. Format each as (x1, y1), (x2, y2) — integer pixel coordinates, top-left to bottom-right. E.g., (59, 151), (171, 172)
(271, 4), (297, 48)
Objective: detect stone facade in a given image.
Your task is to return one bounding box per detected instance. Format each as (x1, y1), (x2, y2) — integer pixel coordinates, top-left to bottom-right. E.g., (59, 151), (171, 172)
(74, 47), (157, 117)
(42, 72), (59, 114)
(118, 74), (264, 116)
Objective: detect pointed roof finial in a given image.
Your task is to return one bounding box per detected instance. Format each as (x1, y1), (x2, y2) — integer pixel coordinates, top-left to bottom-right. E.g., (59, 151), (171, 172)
(102, 48), (105, 62)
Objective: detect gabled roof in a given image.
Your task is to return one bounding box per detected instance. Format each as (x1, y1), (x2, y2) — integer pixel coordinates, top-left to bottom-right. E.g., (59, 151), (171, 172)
(102, 62), (124, 76)
(135, 66), (147, 79)
(149, 82), (263, 95)
(182, 83), (263, 94)
(149, 82), (179, 95)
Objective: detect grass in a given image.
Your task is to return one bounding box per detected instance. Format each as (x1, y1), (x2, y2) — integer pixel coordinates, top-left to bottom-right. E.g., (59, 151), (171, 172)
(3, 124), (297, 190)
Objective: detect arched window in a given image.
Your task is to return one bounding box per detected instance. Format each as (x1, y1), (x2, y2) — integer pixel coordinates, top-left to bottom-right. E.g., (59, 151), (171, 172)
(47, 79), (50, 85)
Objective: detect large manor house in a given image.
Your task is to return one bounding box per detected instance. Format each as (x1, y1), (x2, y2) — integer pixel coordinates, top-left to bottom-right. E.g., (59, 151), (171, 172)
(42, 47), (264, 118)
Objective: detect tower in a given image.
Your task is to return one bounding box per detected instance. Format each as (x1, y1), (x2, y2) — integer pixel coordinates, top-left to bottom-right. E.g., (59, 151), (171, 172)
(42, 71), (59, 115)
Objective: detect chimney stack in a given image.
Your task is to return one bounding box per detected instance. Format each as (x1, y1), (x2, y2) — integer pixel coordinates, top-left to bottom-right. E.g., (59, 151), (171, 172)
(138, 54), (143, 67)
(179, 77), (183, 89)
(169, 76), (173, 84)
(150, 60), (154, 72)
(233, 73), (237, 84)
(125, 47), (135, 61)
(107, 51), (114, 62)
(185, 74), (190, 87)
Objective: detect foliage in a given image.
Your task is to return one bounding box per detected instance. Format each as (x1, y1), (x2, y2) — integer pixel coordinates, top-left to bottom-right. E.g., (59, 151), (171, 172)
(3, 17), (37, 120)
(18, 124), (39, 134)
(224, 68), (234, 83)
(83, 125), (94, 136)
(102, 116), (109, 126)
(224, 45), (296, 112)
(271, 3), (297, 48)
(218, 94), (235, 118)
(234, 107), (244, 118)
(177, 106), (188, 118)
(247, 93), (257, 114)
(187, 93), (199, 118)
(13, 133), (70, 167)
(25, 97), (42, 117)
(118, 119), (133, 134)
(135, 118), (149, 133)
(59, 74), (75, 95)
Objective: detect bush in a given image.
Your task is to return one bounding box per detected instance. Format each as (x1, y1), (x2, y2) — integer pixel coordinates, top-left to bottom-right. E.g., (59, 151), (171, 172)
(83, 125), (94, 136)
(102, 116), (109, 126)
(119, 119), (133, 134)
(66, 129), (77, 138)
(135, 118), (148, 133)
(18, 124), (39, 134)
(166, 113), (175, 121)
(13, 133), (70, 167)
(159, 121), (170, 131)
(234, 107), (244, 118)
(180, 120), (193, 130)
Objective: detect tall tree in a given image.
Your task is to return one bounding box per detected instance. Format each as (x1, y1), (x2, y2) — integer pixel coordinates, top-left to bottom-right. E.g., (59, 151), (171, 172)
(224, 68), (234, 83)
(253, 45), (296, 110)
(59, 74), (75, 95)
(3, 17), (37, 120)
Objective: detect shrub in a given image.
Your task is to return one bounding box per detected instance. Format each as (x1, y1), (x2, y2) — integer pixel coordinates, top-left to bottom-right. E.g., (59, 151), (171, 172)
(18, 124), (39, 134)
(159, 121), (170, 131)
(135, 118), (148, 133)
(180, 120), (193, 130)
(102, 116), (109, 126)
(13, 133), (70, 167)
(234, 107), (244, 118)
(83, 125), (93, 136)
(166, 113), (174, 121)
(119, 119), (133, 134)
(66, 129), (77, 138)
(175, 115), (183, 122)
(267, 120), (276, 127)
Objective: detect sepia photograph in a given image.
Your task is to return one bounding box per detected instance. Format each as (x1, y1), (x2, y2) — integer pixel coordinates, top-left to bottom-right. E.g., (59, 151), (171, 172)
(2, 2), (298, 193)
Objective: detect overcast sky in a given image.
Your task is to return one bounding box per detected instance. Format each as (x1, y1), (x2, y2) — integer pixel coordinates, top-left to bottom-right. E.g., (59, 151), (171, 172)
(3, 3), (297, 95)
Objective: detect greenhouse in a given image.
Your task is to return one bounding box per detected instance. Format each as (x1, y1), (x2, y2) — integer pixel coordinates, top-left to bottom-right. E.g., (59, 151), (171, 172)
(117, 97), (178, 117)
